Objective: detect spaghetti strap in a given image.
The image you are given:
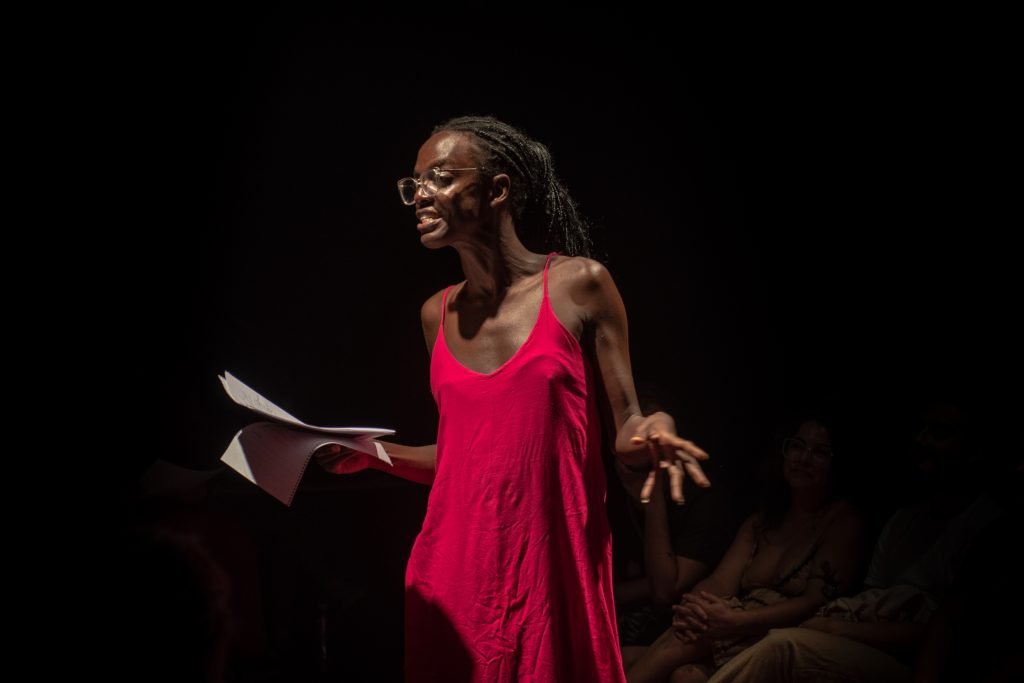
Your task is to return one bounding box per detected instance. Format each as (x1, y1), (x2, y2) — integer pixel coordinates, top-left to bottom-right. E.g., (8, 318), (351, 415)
(542, 251), (556, 299)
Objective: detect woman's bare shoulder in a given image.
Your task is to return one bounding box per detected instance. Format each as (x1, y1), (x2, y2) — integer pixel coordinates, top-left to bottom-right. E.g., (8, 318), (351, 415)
(420, 286), (454, 352)
(550, 254), (609, 282)
(420, 287), (448, 325)
(549, 255), (618, 305)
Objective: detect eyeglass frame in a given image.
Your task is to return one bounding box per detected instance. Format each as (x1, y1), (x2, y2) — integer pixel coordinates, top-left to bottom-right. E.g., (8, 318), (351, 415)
(396, 167), (481, 205)
(782, 436), (834, 463)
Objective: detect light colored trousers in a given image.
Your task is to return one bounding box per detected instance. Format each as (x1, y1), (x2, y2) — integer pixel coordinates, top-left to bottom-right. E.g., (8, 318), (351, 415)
(707, 628), (910, 683)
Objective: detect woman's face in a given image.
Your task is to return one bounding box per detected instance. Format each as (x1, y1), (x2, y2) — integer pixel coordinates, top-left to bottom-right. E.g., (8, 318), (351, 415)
(783, 420), (833, 491)
(409, 131), (491, 249)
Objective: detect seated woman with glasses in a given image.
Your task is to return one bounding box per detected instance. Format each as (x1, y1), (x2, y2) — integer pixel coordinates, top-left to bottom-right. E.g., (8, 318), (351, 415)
(314, 116), (710, 683)
(623, 416), (866, 683)
(708, 399), (1010, 683)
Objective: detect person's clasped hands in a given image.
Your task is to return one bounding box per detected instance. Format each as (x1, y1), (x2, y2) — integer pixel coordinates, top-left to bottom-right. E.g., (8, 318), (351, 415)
(671, 591), (742, 643)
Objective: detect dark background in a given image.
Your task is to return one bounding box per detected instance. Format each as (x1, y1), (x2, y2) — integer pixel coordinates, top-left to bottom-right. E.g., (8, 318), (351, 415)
(99, 17), (1016, 682)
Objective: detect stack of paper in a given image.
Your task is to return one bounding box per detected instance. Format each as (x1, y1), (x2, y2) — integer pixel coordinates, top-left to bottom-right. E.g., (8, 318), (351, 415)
(219, 371), (394, 505)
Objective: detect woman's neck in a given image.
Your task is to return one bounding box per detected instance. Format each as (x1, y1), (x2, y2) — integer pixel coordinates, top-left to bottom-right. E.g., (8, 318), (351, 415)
(455, 217), (546, 301)
(788, 487), (830, 516)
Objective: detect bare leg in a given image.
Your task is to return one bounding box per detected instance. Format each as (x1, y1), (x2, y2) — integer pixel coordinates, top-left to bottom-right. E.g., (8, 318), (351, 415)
(626, 628), (711, 683)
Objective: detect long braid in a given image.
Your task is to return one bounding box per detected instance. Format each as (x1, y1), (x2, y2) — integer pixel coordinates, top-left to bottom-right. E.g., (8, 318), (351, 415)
(434, 116), (593, 258)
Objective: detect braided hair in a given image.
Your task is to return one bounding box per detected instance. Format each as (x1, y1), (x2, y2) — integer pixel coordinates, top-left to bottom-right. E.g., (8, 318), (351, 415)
(433, 116), (593, 258)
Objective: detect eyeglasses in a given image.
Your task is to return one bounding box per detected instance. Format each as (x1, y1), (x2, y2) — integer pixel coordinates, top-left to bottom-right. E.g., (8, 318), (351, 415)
(782, 437), (833, 463)
(396, 167), (479, 205)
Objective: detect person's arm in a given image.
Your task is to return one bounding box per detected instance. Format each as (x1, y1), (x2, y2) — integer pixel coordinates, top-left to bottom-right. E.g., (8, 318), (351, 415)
(569, 258), (709, 502)
(645, 467), (709, 605)
(317, 441), (435, 485)
(671, 514), (755, 641)
(683, 506), (866, 640)
(614, 577), (651, 607)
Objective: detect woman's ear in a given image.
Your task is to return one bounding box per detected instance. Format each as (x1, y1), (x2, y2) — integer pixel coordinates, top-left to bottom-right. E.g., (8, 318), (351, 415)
(489, 173), (511, 207)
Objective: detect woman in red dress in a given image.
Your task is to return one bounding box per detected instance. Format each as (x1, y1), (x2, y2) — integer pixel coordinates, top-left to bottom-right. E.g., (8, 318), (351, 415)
(319, 116), (710, 682)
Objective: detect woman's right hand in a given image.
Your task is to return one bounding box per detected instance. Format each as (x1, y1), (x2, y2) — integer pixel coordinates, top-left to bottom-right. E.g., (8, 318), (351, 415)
(672, 597), (709, 643)
(313, 443), (374, 475)
(625, 412), (710, 504)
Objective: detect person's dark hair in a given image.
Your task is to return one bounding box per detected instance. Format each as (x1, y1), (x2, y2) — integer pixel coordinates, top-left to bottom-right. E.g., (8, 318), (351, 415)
(434, 116), (593, 257)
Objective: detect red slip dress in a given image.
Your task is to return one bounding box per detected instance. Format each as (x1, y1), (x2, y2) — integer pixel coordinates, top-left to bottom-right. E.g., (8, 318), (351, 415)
(404, 253), (627, 682)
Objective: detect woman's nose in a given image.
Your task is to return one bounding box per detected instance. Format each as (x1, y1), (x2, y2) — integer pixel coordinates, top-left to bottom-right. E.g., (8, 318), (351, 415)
(414, 182), (432, 202)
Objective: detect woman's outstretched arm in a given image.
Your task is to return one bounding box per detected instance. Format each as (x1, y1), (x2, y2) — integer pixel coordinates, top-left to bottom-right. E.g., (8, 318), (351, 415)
(568, 257), (710, 503)
(317, 441), (435, 485)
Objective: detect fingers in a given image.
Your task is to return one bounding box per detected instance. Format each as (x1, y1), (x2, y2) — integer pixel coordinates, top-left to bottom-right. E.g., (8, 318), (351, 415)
(320, 454), (345, 470)
(313, 444), (344, 466)
(671, 602), (708, 642)
(638, 430), (709, 462)
(332, 452), (370, 475)
(630, 423), (711, 500)
(312, 444), (366, 474)
(632, 431), (709, 468)
(667, 449), (710, 491)
(671, 607), (704, 628)
(678, 438), (710, 461)
(698, 591), (723, 606)
(664, 437), (709, 463)
(631, 451), (707, 504)
(634, 440), (659, 505)
(675, 599), (708, 622)
(666, 459), (685, 505)
(662, 450), (698, 504)
(684, 459), (712, 488)
(672, 625), (703, 643)
(638, 469), (657, 504)
(672, 626), (701, 643)
(672, 619), (706, 640)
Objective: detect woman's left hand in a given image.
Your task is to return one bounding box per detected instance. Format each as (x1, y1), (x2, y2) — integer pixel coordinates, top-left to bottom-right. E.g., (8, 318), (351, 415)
(676, 591), (743, 639)
(627, 412), (710, 504)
